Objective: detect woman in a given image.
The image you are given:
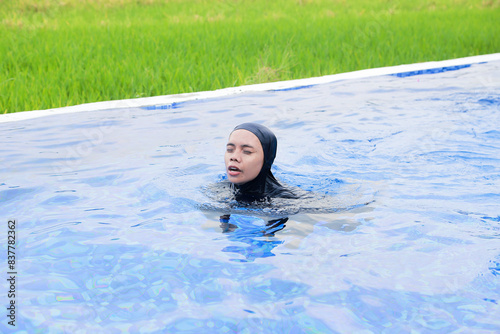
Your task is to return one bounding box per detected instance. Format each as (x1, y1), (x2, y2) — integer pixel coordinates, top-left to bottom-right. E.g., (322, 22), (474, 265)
(219, 123), (293, 259)
(224, 122), (297, 203)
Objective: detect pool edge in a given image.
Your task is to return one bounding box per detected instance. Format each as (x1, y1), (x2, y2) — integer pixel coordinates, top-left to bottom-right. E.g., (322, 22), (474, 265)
(2, 53), (500, 123)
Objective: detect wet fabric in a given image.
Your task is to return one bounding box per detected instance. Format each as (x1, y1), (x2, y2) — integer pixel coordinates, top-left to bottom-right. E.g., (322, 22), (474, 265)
(228, 123), (298, 202)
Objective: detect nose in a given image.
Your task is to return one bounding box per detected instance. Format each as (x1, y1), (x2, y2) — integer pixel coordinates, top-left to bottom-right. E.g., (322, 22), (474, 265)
(229, 150), (241, 162)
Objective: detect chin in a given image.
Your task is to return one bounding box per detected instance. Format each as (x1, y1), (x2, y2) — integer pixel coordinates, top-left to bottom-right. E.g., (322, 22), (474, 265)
(227, 176), (245, 185)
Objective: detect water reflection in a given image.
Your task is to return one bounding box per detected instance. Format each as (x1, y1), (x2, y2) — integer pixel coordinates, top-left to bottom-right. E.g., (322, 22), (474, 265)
(219, 214), (288, 262)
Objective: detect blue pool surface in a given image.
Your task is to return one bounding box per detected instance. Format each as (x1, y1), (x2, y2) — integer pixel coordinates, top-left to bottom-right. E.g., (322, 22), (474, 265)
(1, 60), (500, 333)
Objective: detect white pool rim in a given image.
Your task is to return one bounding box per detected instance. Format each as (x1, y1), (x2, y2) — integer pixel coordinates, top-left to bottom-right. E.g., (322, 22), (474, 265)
(2, 53), (500, 123)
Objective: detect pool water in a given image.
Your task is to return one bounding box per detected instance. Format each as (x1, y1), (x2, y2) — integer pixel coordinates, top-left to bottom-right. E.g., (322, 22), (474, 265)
(1, 59), (499, 333)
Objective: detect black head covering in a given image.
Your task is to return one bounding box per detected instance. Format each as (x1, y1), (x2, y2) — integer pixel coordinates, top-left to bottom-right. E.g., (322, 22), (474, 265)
(229, 123), (296, 202)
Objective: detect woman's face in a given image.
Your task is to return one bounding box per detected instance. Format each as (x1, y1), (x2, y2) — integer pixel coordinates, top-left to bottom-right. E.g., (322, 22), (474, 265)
(225, 129), (264, 185)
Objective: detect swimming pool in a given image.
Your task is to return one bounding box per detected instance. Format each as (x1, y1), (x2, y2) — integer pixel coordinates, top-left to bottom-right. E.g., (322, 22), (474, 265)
(1, 55), (499, 333)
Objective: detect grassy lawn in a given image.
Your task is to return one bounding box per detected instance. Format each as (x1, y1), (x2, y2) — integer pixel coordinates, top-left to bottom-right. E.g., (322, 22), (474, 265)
(1, 0), (499, 113)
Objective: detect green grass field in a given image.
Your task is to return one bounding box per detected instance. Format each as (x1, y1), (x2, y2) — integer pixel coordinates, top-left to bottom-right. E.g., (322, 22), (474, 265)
(1, 0), (499, 113)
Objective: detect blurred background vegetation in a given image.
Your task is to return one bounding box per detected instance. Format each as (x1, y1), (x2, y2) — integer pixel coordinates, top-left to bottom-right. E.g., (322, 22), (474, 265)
(1, 0), (499, 113)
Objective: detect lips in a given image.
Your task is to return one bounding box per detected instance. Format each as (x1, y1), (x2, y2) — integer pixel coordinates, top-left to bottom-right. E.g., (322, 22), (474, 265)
(227, 165), (242, 176)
